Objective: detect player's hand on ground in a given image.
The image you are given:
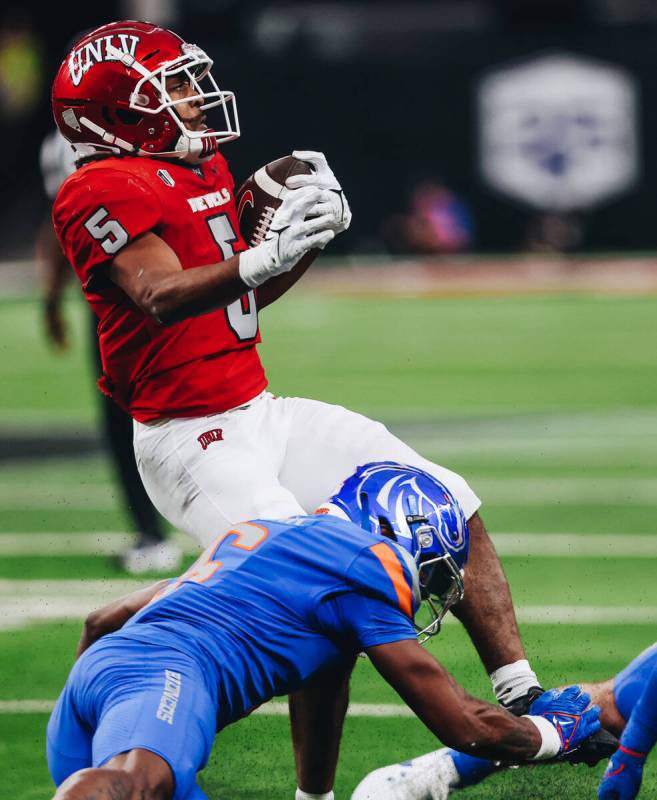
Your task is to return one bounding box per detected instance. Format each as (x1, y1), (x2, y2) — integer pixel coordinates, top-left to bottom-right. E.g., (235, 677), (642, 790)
(239, 185), (336, 287)
(598, 747), (645, 800)
(287, 150), (352, 234)
(529, 686), (601, 755)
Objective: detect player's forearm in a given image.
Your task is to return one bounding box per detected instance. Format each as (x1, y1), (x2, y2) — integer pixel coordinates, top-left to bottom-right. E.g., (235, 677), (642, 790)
(448, 700), (543, 762)
(37, 217), (70, 300)
(76, 580), (168, 657)
(368, 640), (550, 763)
(141, 255), (247, 325)
(449, 513), (526, 673)
(289, 658), (355, 794)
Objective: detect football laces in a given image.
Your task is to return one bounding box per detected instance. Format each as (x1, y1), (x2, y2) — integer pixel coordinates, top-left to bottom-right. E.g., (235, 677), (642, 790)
(251, 206), (276, 246)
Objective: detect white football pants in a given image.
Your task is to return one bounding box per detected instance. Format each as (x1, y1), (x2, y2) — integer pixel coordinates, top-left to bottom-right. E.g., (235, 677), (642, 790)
(133, 392), (481, 548)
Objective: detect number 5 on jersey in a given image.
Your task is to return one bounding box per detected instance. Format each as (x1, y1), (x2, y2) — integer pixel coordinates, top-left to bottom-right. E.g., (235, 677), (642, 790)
(83, 207), (129, 254)
(207, 212), (258, 343)
(154, 522), (269, 602)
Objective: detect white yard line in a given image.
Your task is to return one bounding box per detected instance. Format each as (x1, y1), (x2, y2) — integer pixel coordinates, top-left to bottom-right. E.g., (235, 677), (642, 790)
(0, 485), (119, 510)
(1, 532), (656, 557)
(0, 699), (416, 717)
(514, 607), (657, 624)
(1, 578), (655, 628)
(474, 477), (657, 505)
(4, 406), (657, 435)
(492, 533), (657, 557)
(3, 476), (657, 508)
(0, 532), (200, 556)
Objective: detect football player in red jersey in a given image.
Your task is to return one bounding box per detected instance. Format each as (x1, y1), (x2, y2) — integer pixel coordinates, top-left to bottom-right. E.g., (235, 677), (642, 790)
(52, 21), (549, 800)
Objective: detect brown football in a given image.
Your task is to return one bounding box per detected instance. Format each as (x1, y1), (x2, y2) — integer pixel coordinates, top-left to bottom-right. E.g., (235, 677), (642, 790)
(236, 155), (315, 247)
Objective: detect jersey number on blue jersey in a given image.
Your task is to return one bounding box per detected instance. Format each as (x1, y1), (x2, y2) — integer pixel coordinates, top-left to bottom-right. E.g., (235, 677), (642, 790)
(153, 522), (269, 602)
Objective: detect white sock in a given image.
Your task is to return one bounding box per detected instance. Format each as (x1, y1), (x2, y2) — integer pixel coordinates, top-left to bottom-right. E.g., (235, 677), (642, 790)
(295, 790), (334, 800)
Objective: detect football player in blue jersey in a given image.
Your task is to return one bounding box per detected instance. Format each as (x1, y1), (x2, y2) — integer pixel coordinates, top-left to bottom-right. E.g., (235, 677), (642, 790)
(47, 463), (603, 800)
(352, 640), (657, 800)
(598, 643), (657, 799)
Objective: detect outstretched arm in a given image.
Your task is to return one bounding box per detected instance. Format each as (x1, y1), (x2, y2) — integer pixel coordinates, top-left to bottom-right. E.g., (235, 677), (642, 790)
(368, 638), (542, 762)
(367, 638), (599, 764)
(76, 580), (168, 658)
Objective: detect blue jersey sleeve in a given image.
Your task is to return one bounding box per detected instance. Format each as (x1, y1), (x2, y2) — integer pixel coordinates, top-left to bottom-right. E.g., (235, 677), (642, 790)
(345, 541), (421, 619)
(314, 590), (417, 650)
(311, 538), (420, 649)
(620, 659), (657, 755)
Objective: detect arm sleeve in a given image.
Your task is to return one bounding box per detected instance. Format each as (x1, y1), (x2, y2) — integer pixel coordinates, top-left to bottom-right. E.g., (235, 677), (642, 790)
(620, 661), (657, 755)
(314, 590), (418, 650)
(53, 168), (162, 290)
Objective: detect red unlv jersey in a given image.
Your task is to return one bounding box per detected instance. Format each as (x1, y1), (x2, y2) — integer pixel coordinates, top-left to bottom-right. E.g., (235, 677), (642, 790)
(53, 153), (267, 421)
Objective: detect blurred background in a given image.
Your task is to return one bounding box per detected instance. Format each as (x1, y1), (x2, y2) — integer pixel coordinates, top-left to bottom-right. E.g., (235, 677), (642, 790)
(3, 0), (657, 258)
(2, 2), (657, 798)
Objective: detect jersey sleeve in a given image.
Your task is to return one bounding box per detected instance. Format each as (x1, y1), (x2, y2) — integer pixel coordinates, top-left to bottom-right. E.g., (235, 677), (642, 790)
(346, 541), (421, 620)
(314, 589), (418, 650)
(53, 167), (163, 290)
(312, 540), (421, 650)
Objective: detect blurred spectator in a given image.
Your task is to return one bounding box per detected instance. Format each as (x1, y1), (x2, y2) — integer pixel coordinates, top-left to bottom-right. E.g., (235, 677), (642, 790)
(525, 212), (584, 253)
(381, 179), (474, 255)
(36, 128), (183, 575)
(0, 20), (41, 121)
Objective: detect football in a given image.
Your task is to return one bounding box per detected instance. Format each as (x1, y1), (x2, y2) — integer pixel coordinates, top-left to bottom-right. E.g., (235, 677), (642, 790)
(235, 155), (315, 247)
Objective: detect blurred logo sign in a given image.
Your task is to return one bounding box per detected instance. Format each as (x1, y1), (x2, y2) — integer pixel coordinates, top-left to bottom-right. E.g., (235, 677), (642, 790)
(478, 53), (638, 211)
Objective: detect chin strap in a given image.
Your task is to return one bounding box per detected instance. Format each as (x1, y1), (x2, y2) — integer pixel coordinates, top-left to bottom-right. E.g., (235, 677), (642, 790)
(173, 131), (219, 164)
(76, 114), (219, 164)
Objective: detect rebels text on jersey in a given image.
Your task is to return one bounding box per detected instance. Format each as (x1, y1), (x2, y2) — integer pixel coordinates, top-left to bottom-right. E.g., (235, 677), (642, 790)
(53, 153), (267, 421)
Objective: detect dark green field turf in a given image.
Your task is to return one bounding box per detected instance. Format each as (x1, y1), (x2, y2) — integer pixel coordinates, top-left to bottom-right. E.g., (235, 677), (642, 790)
(3, 292), (657, 423)
(1, 291), (657, 798)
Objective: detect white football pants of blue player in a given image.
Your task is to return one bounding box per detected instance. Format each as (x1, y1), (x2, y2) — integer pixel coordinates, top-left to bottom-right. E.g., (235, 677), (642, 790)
(133, 392), (481, 548)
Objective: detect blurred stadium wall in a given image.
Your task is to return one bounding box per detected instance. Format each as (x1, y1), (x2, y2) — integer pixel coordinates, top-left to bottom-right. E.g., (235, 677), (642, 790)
(2, 0), (657, 261)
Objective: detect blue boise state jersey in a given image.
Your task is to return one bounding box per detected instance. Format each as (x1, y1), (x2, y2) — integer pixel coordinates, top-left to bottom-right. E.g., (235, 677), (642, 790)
(120, 514), (420, 729)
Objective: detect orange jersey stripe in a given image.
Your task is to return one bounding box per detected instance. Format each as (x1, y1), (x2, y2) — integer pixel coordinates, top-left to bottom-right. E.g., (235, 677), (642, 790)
(369, 542), (413, 618)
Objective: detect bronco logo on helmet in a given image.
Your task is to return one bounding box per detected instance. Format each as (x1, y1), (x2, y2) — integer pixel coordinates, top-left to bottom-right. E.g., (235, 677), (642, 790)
(318, 461), (470, 642)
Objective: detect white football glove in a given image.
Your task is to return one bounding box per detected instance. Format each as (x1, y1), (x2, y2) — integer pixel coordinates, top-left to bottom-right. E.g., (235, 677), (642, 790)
(239, 185), (336, 288)
(286, 150), (352, 235)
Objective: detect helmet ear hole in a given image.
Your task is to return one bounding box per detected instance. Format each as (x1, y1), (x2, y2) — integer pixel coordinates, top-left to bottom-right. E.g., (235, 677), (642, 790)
(116, 108), (143, 125)
(101, 106), (115, 126)
(378, 517), (397, 541)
